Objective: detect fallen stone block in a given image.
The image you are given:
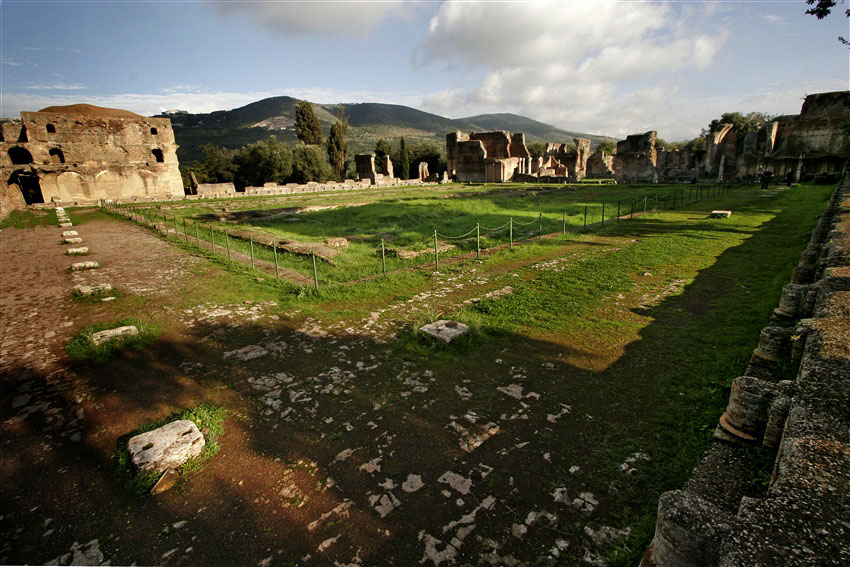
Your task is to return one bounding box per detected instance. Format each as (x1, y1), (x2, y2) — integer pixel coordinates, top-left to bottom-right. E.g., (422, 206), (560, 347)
(151, 468), (180, 495)
(71, 261), (99, 270)
(709, 210), (732, 218)
(73, 283), (113, 297)
(91, 325), (138, 346)
(66, 247), (89, 255)
(325, 237), (349, 248)
(420, 320), (470, 343)
(64, 237), (83, 244)
(128, 420), (205, 472)
(62, 230), (79, 237)
(59, 222), (73, 228)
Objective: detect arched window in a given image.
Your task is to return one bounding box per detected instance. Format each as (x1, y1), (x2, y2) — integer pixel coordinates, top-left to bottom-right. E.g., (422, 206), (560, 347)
(46, 124), (56, 133)
(8, 146), (34, 165)
(49, 148), (65, 164)
(150, 127), (158, 135)
(151, 148), (164, 163)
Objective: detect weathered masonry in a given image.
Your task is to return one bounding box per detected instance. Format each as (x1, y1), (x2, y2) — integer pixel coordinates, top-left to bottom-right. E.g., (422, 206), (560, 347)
(1, 104), (184, 217)
(447, 130), (532, 182)
(643, 179), (850, 566)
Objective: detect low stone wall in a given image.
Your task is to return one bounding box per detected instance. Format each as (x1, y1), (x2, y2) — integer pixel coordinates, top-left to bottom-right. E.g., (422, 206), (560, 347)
(643, 178), (850, 565)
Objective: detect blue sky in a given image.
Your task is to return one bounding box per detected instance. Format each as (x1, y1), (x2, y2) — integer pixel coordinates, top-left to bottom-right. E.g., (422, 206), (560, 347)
(2, 1), (848, 140)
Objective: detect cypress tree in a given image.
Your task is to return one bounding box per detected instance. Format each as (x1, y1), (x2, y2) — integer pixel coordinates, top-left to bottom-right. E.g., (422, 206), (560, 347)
(400, 136), (410, 180)
(326, 106), (348, 181)
(295, 100), (322, 145)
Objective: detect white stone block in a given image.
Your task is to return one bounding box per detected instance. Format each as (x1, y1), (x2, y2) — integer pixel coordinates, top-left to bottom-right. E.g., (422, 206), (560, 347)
(71, 261), (99, 270)
(64, 237), (83, 244)
(91, 325), (138, 346)
(128, 420), (205, 472)
(62, 230), (79, 237)
(66, 247), (89, 255)
(420, 319), (470, 343)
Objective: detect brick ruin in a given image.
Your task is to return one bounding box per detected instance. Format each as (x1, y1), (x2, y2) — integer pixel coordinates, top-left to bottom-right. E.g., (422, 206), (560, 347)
(1, 104), (184, 217)
(642, 178), (850, 565)
(446, 130), (532, 182)
(707, 90), (850, 182)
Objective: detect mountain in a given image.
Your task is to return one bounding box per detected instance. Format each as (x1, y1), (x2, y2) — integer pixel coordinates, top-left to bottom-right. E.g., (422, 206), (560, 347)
(161, 97), (614, 163)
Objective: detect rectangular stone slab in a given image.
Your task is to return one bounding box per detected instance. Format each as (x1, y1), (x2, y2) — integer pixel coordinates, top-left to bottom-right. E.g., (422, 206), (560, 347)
(66, 247), (89, 255)
(420, 319), (470, 343)
(73, 283), (112, 296)
(709, 210), (732, 218)
(128, 420), (205, 472)
(64, 238), (83, 244)
(62, 230), (78, 237)
(71, 261), (99, 270)
(91, 325), (138, 346)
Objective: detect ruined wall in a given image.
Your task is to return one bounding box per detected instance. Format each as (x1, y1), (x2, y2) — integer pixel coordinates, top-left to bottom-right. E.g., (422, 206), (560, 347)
(613, 131), (658, 183)
(585, 150), (615, 178)
(448, 130), (530, 182)
(657, 149), (696, 182)
(573, 138), (591, 179)
(446, 130), (470, 178)
(1, 104), (183, 216)
(355, 153), (377, 183)
(643, 178), (850, 566)
(470, 131), (512, 159)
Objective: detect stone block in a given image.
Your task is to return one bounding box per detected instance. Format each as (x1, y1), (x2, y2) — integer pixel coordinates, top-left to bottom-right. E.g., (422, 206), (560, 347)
(127, 420), (205, 472)
(59, 222), (73, 228)
(64, 237), (83, 244)
(73, 283), (113, 297)
(91, 325), (138, 346)
(62, 230), (79, 237)
(71, 261), (99, 270)
(709, 210), (732, 218)
(66, 247), (89, 255)
(420, 319), (470, 343)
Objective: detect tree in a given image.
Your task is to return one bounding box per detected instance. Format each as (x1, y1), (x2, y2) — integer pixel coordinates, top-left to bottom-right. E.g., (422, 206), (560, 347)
(295, 100), (323, 145)
(375, 138), (393, 174)
(526, 142), (546, 159)
(399, 136), (410, 179)
(409, 141), (443, 176)
(291, 143), (333, 184)
(326, 106), (348, 181)
(597, 139), (617, 154)
(707, 111), (773, 138)
(805, 0), (850, 46)
(232, 136), (292, 189)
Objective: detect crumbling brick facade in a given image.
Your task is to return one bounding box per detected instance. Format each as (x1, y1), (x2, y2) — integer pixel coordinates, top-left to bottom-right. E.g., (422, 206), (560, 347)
(446, 130), (531, 183)
(613, 131), (658, 183)
(1, 104), (184, 217)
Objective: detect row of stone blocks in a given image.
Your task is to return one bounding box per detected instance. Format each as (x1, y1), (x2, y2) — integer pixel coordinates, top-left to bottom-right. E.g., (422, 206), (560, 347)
(643, 180), (850, 566)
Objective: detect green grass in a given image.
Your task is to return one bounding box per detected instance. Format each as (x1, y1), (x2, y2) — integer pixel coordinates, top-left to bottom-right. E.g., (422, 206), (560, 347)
(65, 318), (160, 364)
(0, 208), (57, 229)
(114, 402), (227, 496)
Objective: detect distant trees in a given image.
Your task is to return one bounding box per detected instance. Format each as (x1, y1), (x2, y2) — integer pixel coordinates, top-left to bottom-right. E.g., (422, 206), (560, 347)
(375, 138), (392, 174)
(526, 142), (546, 159)
(232, 136), (292, 188)
(707, 111), (773, 138)
(399, 137), (410, 179)
(596, 140), (617, 154)
(326, 106), (349, 181)
(291, 143), (333, 184)
(295, 100), (323, 145)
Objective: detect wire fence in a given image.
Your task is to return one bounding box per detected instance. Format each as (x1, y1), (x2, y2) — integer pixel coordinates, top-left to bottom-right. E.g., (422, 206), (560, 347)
(102, 182), (738, 292)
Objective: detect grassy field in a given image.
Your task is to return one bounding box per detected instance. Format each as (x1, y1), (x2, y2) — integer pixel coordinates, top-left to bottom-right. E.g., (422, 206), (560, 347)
(115, 181), (732, 285)
(29, 180), (833, 564)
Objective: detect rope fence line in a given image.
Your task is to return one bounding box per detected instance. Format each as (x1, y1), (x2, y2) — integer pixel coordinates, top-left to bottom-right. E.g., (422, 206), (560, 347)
(103, 182), (740, 293)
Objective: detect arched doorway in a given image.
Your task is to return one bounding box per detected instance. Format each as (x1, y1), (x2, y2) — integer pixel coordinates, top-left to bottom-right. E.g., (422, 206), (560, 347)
(8, 146), (34, 165)
(8, 170), (44, 205)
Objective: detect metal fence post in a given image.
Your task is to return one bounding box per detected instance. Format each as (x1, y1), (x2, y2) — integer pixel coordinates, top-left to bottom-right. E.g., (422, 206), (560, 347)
(381, 238), (387, 277)
(631, 198), (634, 219)
(312, 253), (319, 291)
(250, 237), (255, 269)
(617, 200), (620, 223)
(434, 230), (439, 269)
(476, 223), (480, 259)
(563, 212), (566, 235)
(273, 245), (279, 278)
(183, 219), (188, 243)
(644, 195), (647, 215)
(210, 227), (215, 251)
(510, 218), (513, 249)
(583, 206), (587, 231)
(226, 231), (231, 259)
(601, 202), (605, 228)
(194, 223), (200, 247)
(538, 212), (542, 240)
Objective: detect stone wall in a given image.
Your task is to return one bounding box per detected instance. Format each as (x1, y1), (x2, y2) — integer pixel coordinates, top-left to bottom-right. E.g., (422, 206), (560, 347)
(1, 104), (184, 217)
(613, 131), (658, 183)
(447, 129), (531, 182)
(643, 178), (850, 566)
(586, 150), (615, 178)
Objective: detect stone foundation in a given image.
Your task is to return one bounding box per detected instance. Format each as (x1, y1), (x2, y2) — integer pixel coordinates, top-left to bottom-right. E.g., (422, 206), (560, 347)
(643, 177), (850, 565)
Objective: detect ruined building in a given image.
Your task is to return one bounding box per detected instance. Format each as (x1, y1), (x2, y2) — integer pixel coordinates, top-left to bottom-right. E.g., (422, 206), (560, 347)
(447, 131), (531, 182)
(1, 104), (184, 217)
(706, 90), (850, 182)
(543, 138), (592, 179)
(613, 131), (660, 183)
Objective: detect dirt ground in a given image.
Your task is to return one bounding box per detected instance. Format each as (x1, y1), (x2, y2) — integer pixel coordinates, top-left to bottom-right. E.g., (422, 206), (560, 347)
(0, 205), (771, 566)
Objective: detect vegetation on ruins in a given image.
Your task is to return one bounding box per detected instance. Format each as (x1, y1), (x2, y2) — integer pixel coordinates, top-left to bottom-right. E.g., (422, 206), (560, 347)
(526, 141), (546, 159)
(114, 402), (227, 495)
(295, 100), (323, 145)
(326, 106), (349, 181)
(707, 111), (774, 138)
(65, 318), (160, 364)
(399, 136), (410, 180)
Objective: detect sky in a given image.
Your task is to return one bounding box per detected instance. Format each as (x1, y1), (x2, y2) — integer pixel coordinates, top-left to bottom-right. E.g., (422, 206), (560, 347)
(1, 0), (848, 141)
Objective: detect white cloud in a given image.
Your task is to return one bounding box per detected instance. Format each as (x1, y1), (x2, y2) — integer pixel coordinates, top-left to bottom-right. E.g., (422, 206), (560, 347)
(23, 83), (87, 91)
(209, 0), (405, 36)
(416, 1), (731, 139)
